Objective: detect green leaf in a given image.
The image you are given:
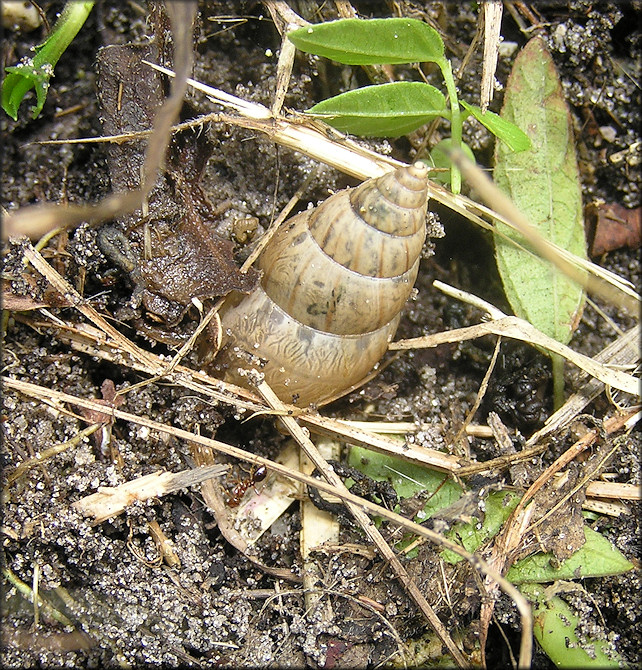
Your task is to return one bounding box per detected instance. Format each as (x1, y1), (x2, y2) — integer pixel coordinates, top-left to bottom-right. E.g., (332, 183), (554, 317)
(507, 526), (633, 583)
(347, 445), (462, 518)
(308, 82), (446, 137)
(348, 448), (521, 563)
(493, 35), (587, 346)
(2, 64), (51, 120)
(441, 490), (521, 564)
(2, 1), (94, 120)
(288, 18), (445, 65)
(520, 584), (625, 668)
(460, 100), (531, 152)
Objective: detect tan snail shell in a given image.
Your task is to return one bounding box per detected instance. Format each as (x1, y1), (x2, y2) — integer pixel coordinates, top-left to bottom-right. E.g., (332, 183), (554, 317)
(216, 162), (429, 406)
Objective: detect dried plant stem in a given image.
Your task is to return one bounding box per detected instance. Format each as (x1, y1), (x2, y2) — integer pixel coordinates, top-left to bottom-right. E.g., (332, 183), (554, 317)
(3, 3), (196, 242)
(511, 409), (638, 532)
(71, 465), (228, 523)
(390, 280), (640, 397)
(480, 1), (503, 111)
(4, 423), (102, 486)
(143, 61), (638, 315)
(477, 405), (639, 651)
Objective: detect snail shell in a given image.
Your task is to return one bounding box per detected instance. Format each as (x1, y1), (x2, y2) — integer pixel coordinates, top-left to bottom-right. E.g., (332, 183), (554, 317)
(217, 162), (429, 405)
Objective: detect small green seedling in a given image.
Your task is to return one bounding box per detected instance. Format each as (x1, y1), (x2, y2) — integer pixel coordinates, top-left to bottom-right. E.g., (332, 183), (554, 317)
(288, 18), (530, 193)
(289, 19), (587, 404)
(2, 1), (94, 121)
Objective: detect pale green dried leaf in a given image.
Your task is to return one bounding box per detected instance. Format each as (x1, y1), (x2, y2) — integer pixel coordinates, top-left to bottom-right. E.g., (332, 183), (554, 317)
(493, 36), (587, 345)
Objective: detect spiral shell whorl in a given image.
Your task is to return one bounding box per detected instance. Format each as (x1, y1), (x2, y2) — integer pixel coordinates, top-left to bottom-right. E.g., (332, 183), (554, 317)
(220, 285), (401, 405)
(218, 162), (429, 405)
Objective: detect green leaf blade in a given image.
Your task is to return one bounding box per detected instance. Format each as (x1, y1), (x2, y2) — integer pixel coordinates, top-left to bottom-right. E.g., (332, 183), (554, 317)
(493, 36), (587, 346)
(507, 526), (633, 583)
(2, 69), (38, 120)
(3, 64), (52, 120)
(347, 445), (463, 517)
(2, 0), (93, 120)
(308, 82), (446, 137)
(460, 100), (531, 152)
(441, 490), (521, 564)
(288, 18), (444, 65)
(521, 584), (625, 668)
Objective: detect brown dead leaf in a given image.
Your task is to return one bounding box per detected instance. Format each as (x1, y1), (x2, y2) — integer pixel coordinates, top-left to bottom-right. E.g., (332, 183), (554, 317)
(1, 277), (72, 312)
(78, 379), (124, 426)
(2, 290), (48, 312)
(587, 201), (642, 256)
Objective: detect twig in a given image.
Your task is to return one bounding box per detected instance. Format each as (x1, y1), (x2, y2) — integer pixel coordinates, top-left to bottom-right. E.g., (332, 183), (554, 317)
(72, 464), (229, 523)
(480, 0), (503, 111)
(23, 245), (163, 373)
(477, 406), (639, 651)
(452, 335), (502, 452)
(142, 60), (639, 315)
(2, 4), (197, 241)
(4, 423), (103, 486)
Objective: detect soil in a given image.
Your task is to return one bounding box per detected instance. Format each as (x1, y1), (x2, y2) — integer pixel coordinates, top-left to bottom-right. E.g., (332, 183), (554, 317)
(1, 2), (640, 669)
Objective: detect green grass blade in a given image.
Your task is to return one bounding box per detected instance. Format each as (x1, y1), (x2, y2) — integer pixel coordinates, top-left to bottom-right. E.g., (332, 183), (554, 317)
(461, 100), (531, 152)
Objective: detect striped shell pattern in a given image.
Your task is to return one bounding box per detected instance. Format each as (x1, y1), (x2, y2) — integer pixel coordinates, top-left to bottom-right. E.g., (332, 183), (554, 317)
(217, 162), (430, 406)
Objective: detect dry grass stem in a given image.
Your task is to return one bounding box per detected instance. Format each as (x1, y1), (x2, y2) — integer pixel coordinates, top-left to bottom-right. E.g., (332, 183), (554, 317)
(299, 438), (341, 613)
(14, 241), (465, 473)
(391, 280), (640, 397)
(3, 5), (637, 668)
(5, 369), (535, 666)
(142, 61), (638, 319)
(523, 327), (640, 448)
(3, 4), (197, 242)
(481, 0), (503, 111)
(586, 481), (640, 500)
(4, 423), (103, 486)
(256, 380), (469, 667)
(260, 380), (535, 668)
(477, 405), (639, 645)
(72, 465), (229, 523)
